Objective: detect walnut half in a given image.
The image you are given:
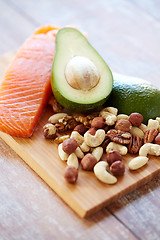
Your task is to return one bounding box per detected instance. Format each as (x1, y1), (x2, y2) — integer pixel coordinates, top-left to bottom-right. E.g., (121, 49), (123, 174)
(144, 129), (158, 143)
(43, 123), (57, 139)
(128, 135), (143, 154)
(106, 129), (131, 145)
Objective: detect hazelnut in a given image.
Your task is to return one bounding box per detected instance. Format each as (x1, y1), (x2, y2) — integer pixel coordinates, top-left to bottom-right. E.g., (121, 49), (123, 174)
(129, 113), (143, 127)
(115, 119), (131, 132)
(91, 117), (105, 129)
(64, 166), (78, 183)
(73, 124), (87, 135)
(154, 133), (160, 145)
(62, 138), (78, 154)
(81, 153), (97, 171)
(43, 123), (56, 139)
(87, 128), (97, 135)
(106, 150), (122, 165)
(110, 161), (125, 176)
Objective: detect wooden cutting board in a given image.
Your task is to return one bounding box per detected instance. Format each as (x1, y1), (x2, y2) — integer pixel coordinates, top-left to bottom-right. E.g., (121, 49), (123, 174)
(0, 52), (160, 218)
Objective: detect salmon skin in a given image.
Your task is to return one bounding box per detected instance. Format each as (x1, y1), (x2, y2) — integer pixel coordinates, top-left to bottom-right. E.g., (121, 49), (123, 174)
(0, 25), (59, 137)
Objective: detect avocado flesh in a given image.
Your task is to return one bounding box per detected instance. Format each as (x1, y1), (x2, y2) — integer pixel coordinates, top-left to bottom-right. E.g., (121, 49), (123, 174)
(106, 73), (160, 124)
(51, 27), (113, 112)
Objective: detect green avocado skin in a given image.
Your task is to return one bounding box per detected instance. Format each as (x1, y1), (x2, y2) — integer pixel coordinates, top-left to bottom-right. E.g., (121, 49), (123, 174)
(52, 81), (111, 112)
(106, 75), (160, 124)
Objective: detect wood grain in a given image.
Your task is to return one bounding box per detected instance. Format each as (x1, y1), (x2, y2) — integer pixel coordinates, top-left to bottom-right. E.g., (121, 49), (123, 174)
(0, 54), (138, 240)
(0, 137), (139, 240)
(0, 52), (160, 218)
(108, 176), (160, 240)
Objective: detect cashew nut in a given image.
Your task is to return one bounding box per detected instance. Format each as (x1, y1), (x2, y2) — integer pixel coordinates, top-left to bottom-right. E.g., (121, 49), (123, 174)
(48, 113), (68, 124)
(139, 123), (147, 133)
(104, 107), (118, 116)
(139, 143), (160, 157)
(156, 117), (160, 132)
(147, 119), (159, 130)
(139, 143), (150, 156)
(58, 143), (69, 161)
(67, 153), (79, 169)
(92, 147), (103, 161)
(150, 144), (160, 156)
(75, 147), (84, 159)
(99, 107), (117, 126)
(100, 112), (117, 126)
(71, 131), (84, 145)
(94, 161), (117, 184)
(117, 114), (129, 121)
(130, 127), (144, 138)
(106, 142), (128, 155)
(55, 135), (70, 144)
(80, 142), (90, 152)
(128, 156), (149, 170)
(106, 113), (117, 126)
(84, 129), (105, 147)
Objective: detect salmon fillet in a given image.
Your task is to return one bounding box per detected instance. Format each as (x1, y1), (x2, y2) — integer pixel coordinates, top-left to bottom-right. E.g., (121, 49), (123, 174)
(0, 25), (59, 137)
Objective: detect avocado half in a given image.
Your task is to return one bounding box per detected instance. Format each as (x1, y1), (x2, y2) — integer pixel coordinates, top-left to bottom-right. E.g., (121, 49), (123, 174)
(106, 73), (160, 124)
(51, 27), (113, 112)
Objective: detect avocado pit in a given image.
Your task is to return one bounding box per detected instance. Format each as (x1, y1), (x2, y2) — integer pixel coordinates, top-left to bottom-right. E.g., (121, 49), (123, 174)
(65, 56), (100, 91)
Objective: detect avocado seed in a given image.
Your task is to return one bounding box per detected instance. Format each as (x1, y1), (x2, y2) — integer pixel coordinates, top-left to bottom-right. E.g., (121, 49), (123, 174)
(65, 56), (100, 91)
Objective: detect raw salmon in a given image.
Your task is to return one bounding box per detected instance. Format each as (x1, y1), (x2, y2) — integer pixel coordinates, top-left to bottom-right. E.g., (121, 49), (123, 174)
(0, 25), (59, 137)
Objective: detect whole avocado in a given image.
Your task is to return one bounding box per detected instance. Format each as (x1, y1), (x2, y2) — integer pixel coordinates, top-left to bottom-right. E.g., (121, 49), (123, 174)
(106, 73), (160, 124)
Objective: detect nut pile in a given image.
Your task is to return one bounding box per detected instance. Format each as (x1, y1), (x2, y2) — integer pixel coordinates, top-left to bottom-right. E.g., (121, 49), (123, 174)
(43, 107), (160, 184)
